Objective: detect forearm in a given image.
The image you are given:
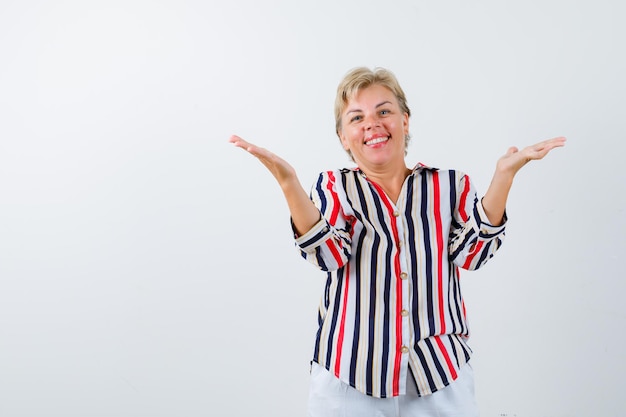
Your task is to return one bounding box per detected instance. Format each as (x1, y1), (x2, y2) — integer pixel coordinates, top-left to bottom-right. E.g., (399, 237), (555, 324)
(482, 170), (514, 226)
(280, 177), (322, 236)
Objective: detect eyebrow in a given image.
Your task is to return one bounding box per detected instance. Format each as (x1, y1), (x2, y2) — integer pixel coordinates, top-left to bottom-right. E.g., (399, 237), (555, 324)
(345, 100), (393, 115)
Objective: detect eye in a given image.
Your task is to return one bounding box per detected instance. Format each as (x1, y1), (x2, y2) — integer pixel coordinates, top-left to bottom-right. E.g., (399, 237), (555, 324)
(350, 114), (363, 123)
(379, 109), (390, 116)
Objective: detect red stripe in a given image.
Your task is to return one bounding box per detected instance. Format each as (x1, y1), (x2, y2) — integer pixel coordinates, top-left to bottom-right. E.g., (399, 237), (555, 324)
(327, 171), (348, 376)
(333, 262), (350, 376)
(432, 172), (446, 334)
(434, 336), (458, 380)
(392, 243), (402, 396)
(325, 238), (344, 267)
(324, 171), (345, 267)
(462, 240), (484, 269)
(326, 171), (340, 225)
(458, 175), (470, 222)
(368, 181), (403, 396)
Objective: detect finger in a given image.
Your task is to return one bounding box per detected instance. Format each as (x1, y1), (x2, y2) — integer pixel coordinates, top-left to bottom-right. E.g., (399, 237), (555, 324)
(240, 143), (275, 163)
(228, 134), (247, 146)
(548, 136), (567, 150)
(506, 146), (519, 156)
(534, 136), (567, 150)
(229, 135), (263, 156)
(527, 144), (564, 161)
(548, 136), (567, 143)
(229, 135), (249, 148)
(542, 137), (566, 152)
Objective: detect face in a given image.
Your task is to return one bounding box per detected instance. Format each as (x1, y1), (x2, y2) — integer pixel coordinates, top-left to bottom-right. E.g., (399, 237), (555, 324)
(338, 84), (409, 169)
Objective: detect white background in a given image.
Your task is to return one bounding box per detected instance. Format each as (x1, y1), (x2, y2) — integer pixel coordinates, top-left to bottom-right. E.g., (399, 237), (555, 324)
(1, 1), (624, 416)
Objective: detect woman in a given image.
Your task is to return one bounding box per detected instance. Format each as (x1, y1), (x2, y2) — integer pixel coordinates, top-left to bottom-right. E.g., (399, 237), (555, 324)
(229, 67), (565, 416)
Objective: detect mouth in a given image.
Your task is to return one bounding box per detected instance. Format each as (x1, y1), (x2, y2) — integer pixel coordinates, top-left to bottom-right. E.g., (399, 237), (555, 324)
(364, 135), (390, 146)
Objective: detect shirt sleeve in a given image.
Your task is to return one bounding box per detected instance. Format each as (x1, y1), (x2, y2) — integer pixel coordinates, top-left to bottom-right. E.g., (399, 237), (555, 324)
(291, 171), (353, 271)
(448, 172), (507, 270)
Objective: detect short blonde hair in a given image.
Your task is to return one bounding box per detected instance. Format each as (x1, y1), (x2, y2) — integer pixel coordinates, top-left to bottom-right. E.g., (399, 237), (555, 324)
(334, 67), (411, 159)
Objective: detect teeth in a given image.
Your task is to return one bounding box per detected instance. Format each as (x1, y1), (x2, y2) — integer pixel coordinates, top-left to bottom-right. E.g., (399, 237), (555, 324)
(366, 137), (388, 145)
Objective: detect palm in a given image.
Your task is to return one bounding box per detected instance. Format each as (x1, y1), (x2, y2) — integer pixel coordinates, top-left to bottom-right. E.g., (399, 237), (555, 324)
(229, 135), (297, 184)
(496, 136), (566, 176)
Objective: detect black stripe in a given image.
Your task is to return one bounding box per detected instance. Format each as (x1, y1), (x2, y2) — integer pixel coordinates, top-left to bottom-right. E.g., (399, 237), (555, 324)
(367, 180), (394, 398)
(476, 240), (492, 267)
(448, 170), (457, 216)
(344, 173), (362, 387)
(450, 229), (476, 261)
(315, 173), (327, 214)
(424, 338), (450, 387)
(406, 175), (422, 338)
(448, 267), (464, 334)
(314, 275), (332, 363)
(420, 174), (435, 334)
(446, 171), (463, 334)
(299, 227), (329, 248)
(325, 267), (344, 366)
(314, 246), (328, 271)
(448, 334), (461, 368)
(415, 344), (437, 394)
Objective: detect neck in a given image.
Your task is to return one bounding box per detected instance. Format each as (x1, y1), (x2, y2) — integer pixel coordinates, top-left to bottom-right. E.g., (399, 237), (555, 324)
(359, 163), (412, 204)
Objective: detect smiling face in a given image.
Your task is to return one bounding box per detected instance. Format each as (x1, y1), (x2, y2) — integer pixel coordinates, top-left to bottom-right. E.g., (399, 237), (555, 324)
(338, 83), (410, 170)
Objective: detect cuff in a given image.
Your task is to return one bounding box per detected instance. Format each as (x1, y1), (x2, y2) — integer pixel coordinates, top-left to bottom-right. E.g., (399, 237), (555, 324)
(476, 199), (507, 238)
(293, 217), (333, 251)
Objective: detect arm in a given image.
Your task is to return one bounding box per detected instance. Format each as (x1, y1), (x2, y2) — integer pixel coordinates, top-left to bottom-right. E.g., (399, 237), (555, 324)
(449, 172), (507, 270)
(482, 136), (566, 225)
(228, 135), (321, 235)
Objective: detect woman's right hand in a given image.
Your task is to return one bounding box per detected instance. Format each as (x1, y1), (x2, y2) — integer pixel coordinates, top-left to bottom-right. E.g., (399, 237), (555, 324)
(229, 135), (298, 188)
(229, 135), (321, 234)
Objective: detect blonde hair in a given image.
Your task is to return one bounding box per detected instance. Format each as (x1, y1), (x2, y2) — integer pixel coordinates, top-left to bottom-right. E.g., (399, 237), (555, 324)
(334, 67), (411, 159)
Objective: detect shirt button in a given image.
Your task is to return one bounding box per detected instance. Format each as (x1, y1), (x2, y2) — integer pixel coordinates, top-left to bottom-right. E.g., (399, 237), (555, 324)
(401, 346), (409, 353)
(400, 272), (408, 280)
(401, 309), (408, 317)
(393, 210), (400, 217)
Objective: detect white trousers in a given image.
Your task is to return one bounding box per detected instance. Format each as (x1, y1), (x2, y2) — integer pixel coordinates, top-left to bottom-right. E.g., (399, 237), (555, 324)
(307, 362), (479, 417)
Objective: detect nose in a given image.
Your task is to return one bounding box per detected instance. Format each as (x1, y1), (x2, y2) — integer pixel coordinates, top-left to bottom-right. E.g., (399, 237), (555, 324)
(364, 114), (380, 130)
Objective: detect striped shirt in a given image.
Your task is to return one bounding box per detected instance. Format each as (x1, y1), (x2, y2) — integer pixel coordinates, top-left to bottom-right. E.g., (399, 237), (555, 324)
(294, 164), (506, 398)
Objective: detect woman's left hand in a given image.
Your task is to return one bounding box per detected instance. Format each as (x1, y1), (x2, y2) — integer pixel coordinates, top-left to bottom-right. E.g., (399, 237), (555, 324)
(482, 136), (566, 225)
(496, 136), (567, 178)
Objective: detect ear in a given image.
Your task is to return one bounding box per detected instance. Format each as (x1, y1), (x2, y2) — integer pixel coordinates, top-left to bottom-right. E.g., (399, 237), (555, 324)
(403, 112), (410, 136)
(338, 130), (350, 151)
